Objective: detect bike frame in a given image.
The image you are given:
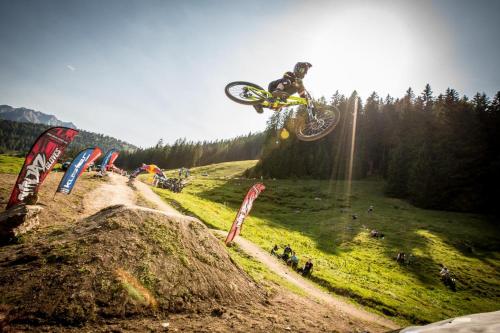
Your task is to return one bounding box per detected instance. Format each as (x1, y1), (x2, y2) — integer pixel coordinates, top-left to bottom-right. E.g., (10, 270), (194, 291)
(245, 86), (317, 120)
(245, 86), (307, 107)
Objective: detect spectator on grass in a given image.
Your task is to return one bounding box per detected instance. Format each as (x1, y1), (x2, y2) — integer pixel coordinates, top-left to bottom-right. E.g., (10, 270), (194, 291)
(302, 259), (313, 277)
(367, 205), (374, 214)
(370, 229), (384, 238)
(290, 252), (299, 270)
(352, 214), (358, 220)
(439, 265), (456, 291)
(396, 252), (405, 264)
(440, 265), (450, 279)
(282, 244), (292, 262)
(271, 244), (279, 256)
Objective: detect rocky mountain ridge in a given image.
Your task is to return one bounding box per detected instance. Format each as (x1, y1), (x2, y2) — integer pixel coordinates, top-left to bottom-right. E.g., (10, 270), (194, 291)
(0, 105), (76, 129)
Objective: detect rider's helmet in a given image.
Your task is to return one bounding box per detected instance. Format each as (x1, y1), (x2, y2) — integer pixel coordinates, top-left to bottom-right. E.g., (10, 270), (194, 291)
(293, 62), (312, 79)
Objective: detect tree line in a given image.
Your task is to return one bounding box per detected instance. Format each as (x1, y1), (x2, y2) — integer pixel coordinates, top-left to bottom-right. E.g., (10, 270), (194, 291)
(0, 117), (265, 170)
(114, 133), (265, 171)
(249, 85), (499, 213)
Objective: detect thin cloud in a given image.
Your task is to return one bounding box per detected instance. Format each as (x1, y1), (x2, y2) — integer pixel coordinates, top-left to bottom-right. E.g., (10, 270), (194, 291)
(66, 65), (76, 71)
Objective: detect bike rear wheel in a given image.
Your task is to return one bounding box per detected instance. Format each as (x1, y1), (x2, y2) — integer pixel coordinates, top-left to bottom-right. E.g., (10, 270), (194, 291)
(296, 105), (341, 141)
(225, 81), (267, 105)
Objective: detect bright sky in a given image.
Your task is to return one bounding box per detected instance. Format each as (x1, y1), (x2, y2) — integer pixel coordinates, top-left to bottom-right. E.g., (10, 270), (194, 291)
(0, 0), (499, 147)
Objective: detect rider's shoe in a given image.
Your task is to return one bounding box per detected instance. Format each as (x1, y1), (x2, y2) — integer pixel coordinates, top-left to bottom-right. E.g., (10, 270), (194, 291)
(253, 105), (264, 114)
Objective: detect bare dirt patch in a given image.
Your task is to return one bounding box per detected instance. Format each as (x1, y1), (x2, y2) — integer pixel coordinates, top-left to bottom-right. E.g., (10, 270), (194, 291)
(82, 173), (136, 215)
(0, 205), (264, 330)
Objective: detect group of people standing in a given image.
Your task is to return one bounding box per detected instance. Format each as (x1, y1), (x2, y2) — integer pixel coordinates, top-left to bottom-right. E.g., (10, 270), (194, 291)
(271, 244), (314, 277)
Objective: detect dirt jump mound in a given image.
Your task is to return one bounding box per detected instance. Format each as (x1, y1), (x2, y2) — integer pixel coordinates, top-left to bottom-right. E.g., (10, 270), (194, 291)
(0, 205), (263, 329)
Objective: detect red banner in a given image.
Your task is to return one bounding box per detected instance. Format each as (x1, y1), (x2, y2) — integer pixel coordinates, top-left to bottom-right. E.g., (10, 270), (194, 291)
(6, 127), (79, 209)
(225, 183), (265, 245)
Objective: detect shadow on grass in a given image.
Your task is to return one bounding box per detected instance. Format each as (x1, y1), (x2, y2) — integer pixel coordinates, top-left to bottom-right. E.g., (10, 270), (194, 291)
(194, 177), (499, 280)
(307, 273), (431, 325)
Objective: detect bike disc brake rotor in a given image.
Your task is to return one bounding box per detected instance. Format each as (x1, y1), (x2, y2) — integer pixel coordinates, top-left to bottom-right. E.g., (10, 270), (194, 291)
(302, 113), (334, 136)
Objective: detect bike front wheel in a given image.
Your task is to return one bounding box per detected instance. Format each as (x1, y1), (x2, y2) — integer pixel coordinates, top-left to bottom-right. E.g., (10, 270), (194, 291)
(225, 81), (267, 105)
(296, 105), (341, 141)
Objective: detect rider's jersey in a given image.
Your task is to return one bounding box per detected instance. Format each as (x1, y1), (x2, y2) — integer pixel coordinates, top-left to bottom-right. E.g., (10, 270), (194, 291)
(268, 71), (306, 98)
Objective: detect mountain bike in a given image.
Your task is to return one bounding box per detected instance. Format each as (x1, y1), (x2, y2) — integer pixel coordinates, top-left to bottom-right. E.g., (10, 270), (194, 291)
(225, 81), (340, 141)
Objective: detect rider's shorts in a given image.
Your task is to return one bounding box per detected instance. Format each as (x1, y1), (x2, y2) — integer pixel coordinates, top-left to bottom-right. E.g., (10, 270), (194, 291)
(268, 78), (297, 97)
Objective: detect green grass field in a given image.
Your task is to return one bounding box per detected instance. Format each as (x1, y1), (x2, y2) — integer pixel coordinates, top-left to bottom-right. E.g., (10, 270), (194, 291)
(0, 154), (63, 175)
(0, 155), (24, 174)
(149, 160), (500, 325)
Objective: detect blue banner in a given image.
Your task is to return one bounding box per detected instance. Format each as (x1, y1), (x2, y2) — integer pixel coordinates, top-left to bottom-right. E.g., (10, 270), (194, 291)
(57, 147), (102, 194)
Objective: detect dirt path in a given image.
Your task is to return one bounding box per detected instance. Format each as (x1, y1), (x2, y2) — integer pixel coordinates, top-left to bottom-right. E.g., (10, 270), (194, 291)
(133, 179), (181, 216)
(82, 173), (136, 215)
(87, 175), (398, 330)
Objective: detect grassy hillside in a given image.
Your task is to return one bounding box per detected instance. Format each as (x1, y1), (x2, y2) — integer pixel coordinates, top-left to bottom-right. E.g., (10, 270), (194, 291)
(161, 160), (258, 179)
(0, 155), (24, 174)
(149, 160), (500, 325)
(0, 154), (63, 175)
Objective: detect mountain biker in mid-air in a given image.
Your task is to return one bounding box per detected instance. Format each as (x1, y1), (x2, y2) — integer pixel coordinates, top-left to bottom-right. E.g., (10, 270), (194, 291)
(225, 62), (340, 141)
(253, 62), (312, 113)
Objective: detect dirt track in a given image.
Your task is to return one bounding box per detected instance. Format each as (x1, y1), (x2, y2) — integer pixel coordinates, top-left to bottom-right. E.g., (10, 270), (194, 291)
(83, 173), (136, 215)
(133, 179), (181, 216)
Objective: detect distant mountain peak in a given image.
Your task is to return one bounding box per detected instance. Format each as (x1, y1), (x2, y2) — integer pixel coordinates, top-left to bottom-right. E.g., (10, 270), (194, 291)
(0, 104), (77, 129)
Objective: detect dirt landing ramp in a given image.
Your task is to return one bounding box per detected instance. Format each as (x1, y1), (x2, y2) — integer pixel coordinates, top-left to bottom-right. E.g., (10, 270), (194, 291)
(0, 205), (263, 329)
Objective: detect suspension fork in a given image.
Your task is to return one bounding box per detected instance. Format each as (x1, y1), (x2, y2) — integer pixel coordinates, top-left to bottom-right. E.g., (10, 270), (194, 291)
(304, 91), (316, 120)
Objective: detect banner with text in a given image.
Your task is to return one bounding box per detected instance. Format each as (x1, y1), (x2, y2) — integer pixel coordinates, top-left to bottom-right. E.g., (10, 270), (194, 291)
(56, 147), (102, 195)
(6, 127), (79, 209)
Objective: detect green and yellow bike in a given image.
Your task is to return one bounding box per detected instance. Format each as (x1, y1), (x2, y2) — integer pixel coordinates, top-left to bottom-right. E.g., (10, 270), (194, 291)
(225, 81), (340, 141)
